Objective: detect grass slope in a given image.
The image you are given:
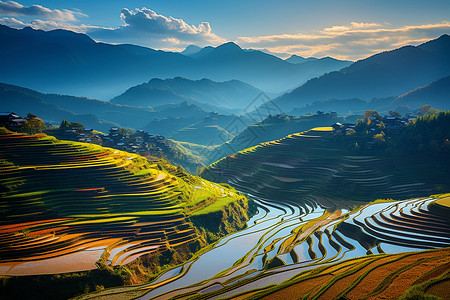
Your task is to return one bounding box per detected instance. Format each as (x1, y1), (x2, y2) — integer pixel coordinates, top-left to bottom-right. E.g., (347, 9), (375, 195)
(0, 127), (249, 280)
(210, 113), (348, 164)
(203, 124), (450, 206)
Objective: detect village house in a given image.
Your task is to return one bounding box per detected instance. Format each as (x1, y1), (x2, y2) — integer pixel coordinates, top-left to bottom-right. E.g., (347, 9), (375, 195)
(0, 112), (27, 129)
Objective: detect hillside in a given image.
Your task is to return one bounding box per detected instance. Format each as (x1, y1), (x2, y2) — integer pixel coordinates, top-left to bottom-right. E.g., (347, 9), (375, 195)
(210, 113), (348, 163)
(0, 83), (214, 131)
(290, 98), (368, 116)
(167, 113), (252, 146)
(392, 75), (450, 110)
(13, 116), (447, 300)
(110, 77), (263, 113)
(203, 113), (450, 204)
(0, 82), (152, 130)
(186, 42), (352, 93)
(285, 55), (318, 64)
(240, 247), (450, 300)
(0, 128), (252, 299)
(81, 193), (450, 299)
(0, 25), (352, 99)
(275, 35), (450, 111)
(289, 75), (450, 116)
(0, 83), (122, 131)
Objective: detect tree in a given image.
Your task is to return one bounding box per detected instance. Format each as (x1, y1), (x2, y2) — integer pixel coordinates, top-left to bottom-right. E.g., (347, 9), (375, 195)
(60, 120), (70, 129)
(364, 110), (382, 120)
(388, 111), (401, 118)
(26, 113), (37, 119)
(70, 122), (85, 132)
(357, 110), (382, 127)
(373, 132), (385, 144)
(118, 128), (132, 136)
(22, 117), (45, 134)
(417, 105), (440, 117)
(346, 129), (356, 135)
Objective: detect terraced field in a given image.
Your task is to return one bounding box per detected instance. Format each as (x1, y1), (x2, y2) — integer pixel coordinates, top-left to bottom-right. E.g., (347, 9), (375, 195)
(77, 127), (450, 299)
(250, 247), (450, 300)
(78, 195), (450, 300)
(0, 128), (247, 276)
(204, 127), (444, 204)
(2, 126), (448, 299)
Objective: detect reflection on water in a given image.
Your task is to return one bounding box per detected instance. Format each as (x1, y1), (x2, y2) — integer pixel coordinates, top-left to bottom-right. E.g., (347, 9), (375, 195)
(137, 196), (441, 300)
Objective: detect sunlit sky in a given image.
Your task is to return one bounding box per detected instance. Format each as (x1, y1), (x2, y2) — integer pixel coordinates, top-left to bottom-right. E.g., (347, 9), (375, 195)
(1, 0), (450, 60)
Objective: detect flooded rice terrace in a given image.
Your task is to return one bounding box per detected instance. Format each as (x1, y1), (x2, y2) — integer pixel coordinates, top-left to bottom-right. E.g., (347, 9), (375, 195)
(87, 193), (449, 300)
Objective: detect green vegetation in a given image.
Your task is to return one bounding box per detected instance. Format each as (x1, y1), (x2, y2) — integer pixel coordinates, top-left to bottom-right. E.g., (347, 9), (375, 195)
(204, 111), (450, 204)
(71, 181), (449, 300)
(21, 115), (46, 134)
(210, 112), (350, 164)
(191, 196), (235, 215)
(0, 128), (252, 300)
(246, 248), (450, 300)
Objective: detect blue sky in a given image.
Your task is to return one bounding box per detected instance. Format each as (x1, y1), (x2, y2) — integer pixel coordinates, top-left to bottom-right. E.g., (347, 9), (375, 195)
(1, 0), (449, 60)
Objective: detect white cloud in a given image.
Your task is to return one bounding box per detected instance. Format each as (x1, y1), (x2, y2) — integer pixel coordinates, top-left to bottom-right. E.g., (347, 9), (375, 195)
(237, 21), (450, 60)
(0, 17), (104, 33)
(89, 8), (225, 48)
(0, 1), (84, 21)
(2, 3), (448, 58)
(0, 4), (225, 49)
(323, 22), (381, 33)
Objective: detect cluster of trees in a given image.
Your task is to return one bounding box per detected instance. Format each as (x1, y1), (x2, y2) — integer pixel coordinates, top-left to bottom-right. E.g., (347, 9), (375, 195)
(336, 108), (450, 161)
(417, 104), (440, 117)
(401, 111), (450, 158)
(20, 113), (45, 134)
(59, 119), (85, 133)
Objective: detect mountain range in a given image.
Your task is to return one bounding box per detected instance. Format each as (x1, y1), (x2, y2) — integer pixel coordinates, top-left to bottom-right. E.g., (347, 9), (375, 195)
(110, 77), (263, 113)
(285, 54), (319, 64)
(0, 83), (211, 132)
(290, 75), (450, 116)
(0, 82), (253, 146)
(392, 75), (450, 110)
(0, 25), (352, 100)
(274, 34), (450, 112)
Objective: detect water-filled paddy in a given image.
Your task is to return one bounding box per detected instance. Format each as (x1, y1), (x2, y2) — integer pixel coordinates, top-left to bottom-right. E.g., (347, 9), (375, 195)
(127, 196), (449, 300)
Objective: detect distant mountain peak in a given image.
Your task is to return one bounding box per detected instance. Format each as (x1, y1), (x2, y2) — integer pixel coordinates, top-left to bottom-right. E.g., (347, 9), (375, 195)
(285, 54), (319, 64)
(288, 54), (305, 59)
(0, 23), (353, 99)
(181, 45), (202, 56)
(274, 34), (450, 111)
(21, 26), (35, 32)
(436, 34), (449, 40)
(418, 33), (450, 56)
(173, 76), (189, 80)
(215, 42), (243, 52)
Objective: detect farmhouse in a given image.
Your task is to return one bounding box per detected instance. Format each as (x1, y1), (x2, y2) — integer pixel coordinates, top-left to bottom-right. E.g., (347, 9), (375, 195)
(0, 112), (26, 129)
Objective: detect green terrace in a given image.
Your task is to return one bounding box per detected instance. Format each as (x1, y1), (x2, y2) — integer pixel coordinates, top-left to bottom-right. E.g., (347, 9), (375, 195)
(0, 128), (247, 276)
(79, 195), (449, 300)
(79, 124), (449, 299)
(203, 126), (445, 206)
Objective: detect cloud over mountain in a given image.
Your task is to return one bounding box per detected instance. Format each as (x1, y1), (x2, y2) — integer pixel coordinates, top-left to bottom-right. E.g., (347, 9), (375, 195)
(237, 21), (450, 60)
(0, 1), (84, 21)
(0, 2), (225, 49)
(89, 7), (225, 48)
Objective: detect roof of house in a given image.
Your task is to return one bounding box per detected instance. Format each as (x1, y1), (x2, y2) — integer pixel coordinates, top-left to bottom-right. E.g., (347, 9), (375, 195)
(11, 118), (27, 122)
